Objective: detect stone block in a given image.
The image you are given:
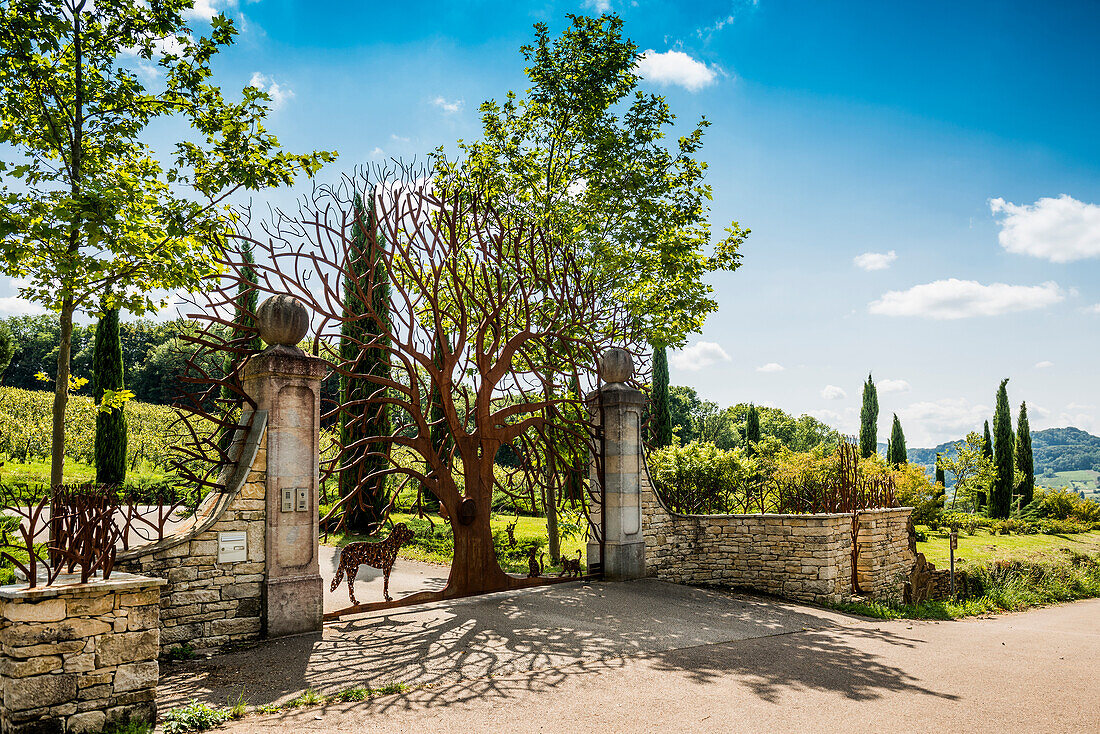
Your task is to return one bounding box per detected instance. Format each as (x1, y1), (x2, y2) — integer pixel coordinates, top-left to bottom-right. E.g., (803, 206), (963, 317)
(118, 589), (160, 607)
(63, 652), (96, 673)
(2, 655), (62, 678)
(1, 598), (66, 624)
(67, 710), (106, 733)
(65, 594), (114, 617)
(4, 672), (78, 711)
(78, 670), (113, 689)
(95, 629), (158, 667)
(126, 605), (159, 632)
(113, 661), (158, 692)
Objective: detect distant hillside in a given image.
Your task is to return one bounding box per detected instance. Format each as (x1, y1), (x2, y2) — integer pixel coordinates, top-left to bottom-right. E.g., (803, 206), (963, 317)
(908, 427), (1100, 475)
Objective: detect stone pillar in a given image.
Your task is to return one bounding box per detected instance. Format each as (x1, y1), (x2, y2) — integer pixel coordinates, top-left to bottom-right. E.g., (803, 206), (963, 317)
(587, 348), (647, 581)
(242, 295), (326, 638)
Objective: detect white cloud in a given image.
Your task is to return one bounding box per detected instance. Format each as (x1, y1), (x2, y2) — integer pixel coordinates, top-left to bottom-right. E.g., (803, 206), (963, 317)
(369, 147), (386, 159)
(853, 250), (897, 271)
(821, 385), (847, 400)
(582, 0), (612, 11)
(668, 341), (730, 371)
(868, 279), (1063, 319)
(1086, 303), (1100, 314)
(635, 50), (718, 92)
(990, 195), (1100, 263)
(390, 134), (411, 143)
(898, 398), (991, 446)
(1035, 360), (1054, 369)
(878, 379), (910, 393)
(249, 72), (294, 110)
(756, 362), (784, 373)
(432, 96), (463, 114)
(183, 0), (221, 21)
(0, 295), (46, 317)
(134, 61), (159, 83)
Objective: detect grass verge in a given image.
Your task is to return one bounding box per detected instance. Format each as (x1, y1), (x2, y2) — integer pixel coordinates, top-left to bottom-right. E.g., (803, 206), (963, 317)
(162, 684), (415, 730)
(832, 549), (1100, 620)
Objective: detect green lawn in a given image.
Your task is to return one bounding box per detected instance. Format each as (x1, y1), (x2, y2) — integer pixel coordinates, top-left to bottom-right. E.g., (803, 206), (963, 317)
(0, 457), (173, 490)
(323, 511), (587, 575)
(917, 527), (1100, 567)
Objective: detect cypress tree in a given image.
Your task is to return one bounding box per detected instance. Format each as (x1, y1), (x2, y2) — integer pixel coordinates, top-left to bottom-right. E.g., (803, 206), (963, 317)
(745, 403), (761, 456)
(339, 191), (393, 533)
(1015, 401), (1034, 508)
(651, 344), (672, 447)
(991, 378), (1014, 519)
(93, 306), (127, 487)
(220, 241), (261, 450)
(887, 414), (907, 465)
(934, 454), (946, 486)
(859, 373), (879, 459)
(982, 420), (994, 464)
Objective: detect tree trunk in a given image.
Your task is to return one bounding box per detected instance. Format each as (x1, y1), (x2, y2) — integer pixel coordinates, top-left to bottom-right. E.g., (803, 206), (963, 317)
(544, 362), (560, 564)
(444, 499), (513, 596)
(50, 299), (75, 488)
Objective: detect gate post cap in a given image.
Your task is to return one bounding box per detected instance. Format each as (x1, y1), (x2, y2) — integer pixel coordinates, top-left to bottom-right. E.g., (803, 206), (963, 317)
(599, 348), (633, 384)
(257, 295), (309, 348)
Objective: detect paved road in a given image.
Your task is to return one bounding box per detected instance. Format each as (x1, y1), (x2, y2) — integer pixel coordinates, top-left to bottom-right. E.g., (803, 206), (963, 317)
(159, 584), (1100, 732)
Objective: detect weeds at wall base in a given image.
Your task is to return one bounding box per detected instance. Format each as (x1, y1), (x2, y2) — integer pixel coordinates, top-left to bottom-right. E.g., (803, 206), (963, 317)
(832, 551), (1100, 620)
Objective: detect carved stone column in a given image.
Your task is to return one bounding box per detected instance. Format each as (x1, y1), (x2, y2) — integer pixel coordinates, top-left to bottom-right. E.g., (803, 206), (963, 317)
(242, 295), (327, 638)
(587, 348), (647, 581)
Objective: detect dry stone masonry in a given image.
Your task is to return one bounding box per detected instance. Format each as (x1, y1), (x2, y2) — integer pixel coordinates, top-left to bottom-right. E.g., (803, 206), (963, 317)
(589, 349), (914, 605)
(116, 429), (268, 653)
(0, 574), (164, 733)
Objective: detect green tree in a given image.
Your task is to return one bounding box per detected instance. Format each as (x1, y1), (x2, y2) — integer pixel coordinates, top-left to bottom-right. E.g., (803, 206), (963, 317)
(447, 13), (747, 349)
(92, 305), (126, 485)
(744, 403), (761, 457)
(991, 379), (1014, 518)
(0, 0), (335, 487)
(338, 191), (392, 533)
(934, 454), (946, 487)
(650, 344), (672, 447)
(0, 319), (13, 383)
(887, 414), (907, 465)
(1015, 401), (1035, 509)
(982, 420), (994, 464)
(859, 373), (879, 459)
(941, 432), (995, 512)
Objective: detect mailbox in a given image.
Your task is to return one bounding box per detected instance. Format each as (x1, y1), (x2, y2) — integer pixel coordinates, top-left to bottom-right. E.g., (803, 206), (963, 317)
(218, 531), (247, 563)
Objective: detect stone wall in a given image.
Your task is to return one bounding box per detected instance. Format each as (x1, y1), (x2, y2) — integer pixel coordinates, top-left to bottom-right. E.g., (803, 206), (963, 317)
(854, 507), (913, 601)
(116, 412), (268, 654)
(640, 469), (914, 604)
(0, 574), (164, 733)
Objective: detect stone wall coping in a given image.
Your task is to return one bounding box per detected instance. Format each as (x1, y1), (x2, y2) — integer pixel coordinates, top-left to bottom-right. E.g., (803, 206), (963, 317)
(0, 572), (166, 601)
(116, 409), (267, 563)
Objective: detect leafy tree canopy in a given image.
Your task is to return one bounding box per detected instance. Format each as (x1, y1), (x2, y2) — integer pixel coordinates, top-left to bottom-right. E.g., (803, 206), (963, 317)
(443, 13), (747, 347)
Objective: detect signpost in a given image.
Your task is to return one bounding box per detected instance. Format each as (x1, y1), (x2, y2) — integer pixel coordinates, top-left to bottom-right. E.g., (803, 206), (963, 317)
(949, 530), (958, 598)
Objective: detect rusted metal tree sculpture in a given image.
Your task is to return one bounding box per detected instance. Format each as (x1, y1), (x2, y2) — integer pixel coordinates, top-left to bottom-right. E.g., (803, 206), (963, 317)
(178, 163), (637, 602)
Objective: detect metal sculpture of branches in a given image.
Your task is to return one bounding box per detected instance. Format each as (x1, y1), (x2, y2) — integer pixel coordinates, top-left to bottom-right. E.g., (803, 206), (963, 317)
(0, 483), (190, 588)
(177, 162), (642, 601)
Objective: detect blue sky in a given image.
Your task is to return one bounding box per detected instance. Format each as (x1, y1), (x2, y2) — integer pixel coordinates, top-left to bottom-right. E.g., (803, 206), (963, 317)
(3, 0), (1099, 446)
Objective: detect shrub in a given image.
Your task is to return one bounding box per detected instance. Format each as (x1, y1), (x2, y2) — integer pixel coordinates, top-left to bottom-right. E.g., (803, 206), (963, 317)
(162, 701), (230, 733)
(649, 441), (757, 514)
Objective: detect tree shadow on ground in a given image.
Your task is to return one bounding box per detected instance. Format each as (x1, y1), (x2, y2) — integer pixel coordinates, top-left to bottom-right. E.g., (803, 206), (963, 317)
(158, 580), (955, 715)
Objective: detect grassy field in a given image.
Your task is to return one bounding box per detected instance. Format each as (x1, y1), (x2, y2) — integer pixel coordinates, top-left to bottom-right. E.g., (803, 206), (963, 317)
(917, 527), (1100, 567)
(323, 511), (587, 575)
(1037, 469), (1100, 499)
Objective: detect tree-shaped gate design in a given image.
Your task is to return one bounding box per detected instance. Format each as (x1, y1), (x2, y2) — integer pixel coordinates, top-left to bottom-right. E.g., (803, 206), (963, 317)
(174, 164), (643, 612)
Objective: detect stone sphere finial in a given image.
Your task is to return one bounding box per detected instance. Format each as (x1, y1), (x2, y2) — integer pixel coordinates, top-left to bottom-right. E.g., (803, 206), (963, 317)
(599, 348), (633, 384)
(257, 295), (309, 348)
